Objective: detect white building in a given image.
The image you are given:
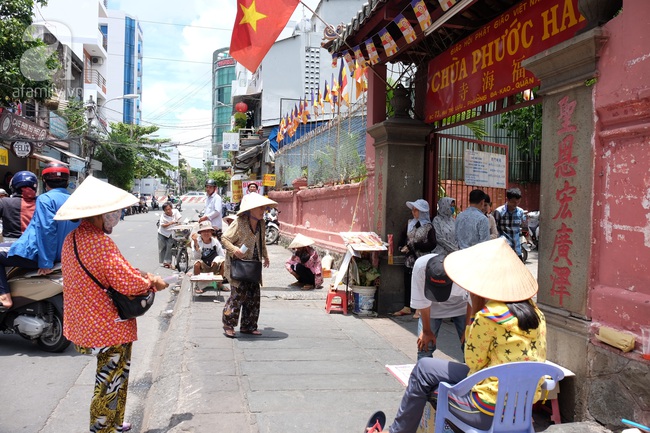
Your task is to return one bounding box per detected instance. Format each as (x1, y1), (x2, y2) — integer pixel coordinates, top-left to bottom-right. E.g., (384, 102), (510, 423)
(100, 10), (144, 125)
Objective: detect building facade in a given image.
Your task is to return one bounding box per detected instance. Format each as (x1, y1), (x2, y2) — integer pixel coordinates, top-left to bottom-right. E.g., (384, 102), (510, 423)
(211, 48), (236, 165)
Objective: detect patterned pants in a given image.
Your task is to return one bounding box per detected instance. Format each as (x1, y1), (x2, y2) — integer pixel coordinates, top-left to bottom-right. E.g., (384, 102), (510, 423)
(77, 343), (133, 433)
(222, 281), (260, 332)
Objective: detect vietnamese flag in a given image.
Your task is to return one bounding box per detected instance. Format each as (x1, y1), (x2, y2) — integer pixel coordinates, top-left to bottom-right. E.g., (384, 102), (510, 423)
(230, 0), (300, 72)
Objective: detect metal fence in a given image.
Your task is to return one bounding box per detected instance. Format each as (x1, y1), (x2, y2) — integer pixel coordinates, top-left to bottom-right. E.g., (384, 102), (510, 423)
(275, 100), (367, 187)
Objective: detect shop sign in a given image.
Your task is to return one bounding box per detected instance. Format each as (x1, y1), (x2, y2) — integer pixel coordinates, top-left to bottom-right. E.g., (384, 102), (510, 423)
(223, 132), (240, 151)
(49, 112), (68, 139)
(0, 108), (47, 150)
(11, 141), (33, 158)
(425, 0), (586, 123)
(0, 148), (8, 166)
(262, 174), (276, 187)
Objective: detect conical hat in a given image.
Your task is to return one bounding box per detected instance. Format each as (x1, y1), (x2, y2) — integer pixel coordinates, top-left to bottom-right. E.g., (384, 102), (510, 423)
(443, 238), (538, 302)
(289, 233), (315, 249)
(54, 176), (138, 220)
(237, 193), (277, 214)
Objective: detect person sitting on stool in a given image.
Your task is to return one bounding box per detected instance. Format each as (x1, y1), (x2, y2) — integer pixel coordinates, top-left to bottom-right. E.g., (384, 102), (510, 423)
(191, 220), (226, 293)
(286, 233), (323, 290)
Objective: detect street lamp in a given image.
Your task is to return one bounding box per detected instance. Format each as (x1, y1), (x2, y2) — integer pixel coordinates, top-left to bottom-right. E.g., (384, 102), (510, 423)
(84, 94), (141, 177)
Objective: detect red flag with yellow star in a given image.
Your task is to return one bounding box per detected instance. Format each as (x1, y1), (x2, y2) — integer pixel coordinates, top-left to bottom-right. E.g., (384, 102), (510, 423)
(230, 0), (300, 72)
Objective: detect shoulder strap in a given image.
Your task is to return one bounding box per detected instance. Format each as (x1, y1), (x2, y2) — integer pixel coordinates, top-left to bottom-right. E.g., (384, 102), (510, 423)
(73, 233), (109, 293)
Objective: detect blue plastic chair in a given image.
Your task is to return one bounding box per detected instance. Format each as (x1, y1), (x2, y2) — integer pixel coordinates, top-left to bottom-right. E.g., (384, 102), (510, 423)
(435, 361), (565, 433)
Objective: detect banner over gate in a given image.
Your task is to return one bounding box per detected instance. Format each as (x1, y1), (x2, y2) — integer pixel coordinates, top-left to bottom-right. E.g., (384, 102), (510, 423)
(425, 0), (586, 123)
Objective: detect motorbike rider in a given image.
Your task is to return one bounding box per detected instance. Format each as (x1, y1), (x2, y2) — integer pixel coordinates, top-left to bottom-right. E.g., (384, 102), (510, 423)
(0, 171), (38, 241)
(0, 162), (79, 311)
(199, 179), (223, 240)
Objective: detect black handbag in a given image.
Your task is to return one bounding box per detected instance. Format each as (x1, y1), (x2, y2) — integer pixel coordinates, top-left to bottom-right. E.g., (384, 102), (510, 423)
(229, 224), (263, 283)
(230, 259), (262, 283)
(73, 234), (155, 321)
(201, 247), (219, 266)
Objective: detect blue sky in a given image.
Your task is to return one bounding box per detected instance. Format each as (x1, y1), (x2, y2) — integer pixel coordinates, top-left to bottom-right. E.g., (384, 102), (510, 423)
(106, 0), (319, 168)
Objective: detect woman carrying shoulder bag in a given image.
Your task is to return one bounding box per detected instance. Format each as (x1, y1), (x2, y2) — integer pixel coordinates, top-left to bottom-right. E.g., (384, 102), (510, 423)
(55, 176), (168, 432)
(221, 193), (277, 338)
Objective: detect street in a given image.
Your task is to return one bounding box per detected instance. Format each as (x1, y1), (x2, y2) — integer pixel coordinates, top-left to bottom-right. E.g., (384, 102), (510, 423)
(0, 203), (183, 433)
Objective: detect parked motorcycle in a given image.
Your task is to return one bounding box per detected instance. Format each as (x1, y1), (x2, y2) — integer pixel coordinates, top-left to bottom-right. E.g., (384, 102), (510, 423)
(526, 210), (540, 249)
(264, 208), (280, 245)
(0, 266), (70, 352)
(170, 224), (193, 272)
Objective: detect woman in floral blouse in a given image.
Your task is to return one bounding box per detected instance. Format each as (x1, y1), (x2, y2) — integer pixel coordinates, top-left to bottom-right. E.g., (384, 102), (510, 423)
(55, 176), (167, 433)
(370, 238), (546, 433)
(285, 233), (323, 290)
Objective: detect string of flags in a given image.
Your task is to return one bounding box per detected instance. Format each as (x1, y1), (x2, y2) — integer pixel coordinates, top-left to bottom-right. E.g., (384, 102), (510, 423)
(277, 59), (368, 144)
(278, 0), (458, 144)
(334, 0), (457, 71)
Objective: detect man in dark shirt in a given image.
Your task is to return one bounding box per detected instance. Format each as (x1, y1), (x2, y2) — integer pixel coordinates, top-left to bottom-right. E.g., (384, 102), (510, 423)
(0, 171), (38, 240)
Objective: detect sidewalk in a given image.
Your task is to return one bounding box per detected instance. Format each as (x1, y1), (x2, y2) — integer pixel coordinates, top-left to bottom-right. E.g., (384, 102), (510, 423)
(141, 245), (607, 433)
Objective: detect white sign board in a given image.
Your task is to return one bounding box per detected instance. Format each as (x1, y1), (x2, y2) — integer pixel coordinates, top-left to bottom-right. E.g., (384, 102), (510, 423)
(222, 132), (240, 151)
(464, 149), (506, 188)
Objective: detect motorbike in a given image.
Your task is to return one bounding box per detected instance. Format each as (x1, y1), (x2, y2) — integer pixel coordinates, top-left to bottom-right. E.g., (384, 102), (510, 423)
(264, 208), (280, 245)
(169, 223), (193, 273)
(519, 227), (532, 263)
(139, 199), (149, 214)
(169, 196), (182, 212)
(151, 196), (160, 210)
(526, 210), (540, 249)
(0, 265), (70, 352)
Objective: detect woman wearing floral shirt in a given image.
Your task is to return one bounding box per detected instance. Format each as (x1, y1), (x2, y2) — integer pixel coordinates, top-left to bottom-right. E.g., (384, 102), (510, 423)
(56, 176), (167, 433)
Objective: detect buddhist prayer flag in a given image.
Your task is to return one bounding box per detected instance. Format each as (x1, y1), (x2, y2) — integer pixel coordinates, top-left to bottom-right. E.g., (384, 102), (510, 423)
(395, 14), (417, 44)
(323, 80), (330, 103)
(331, 53), (339, 68)
(230, 0), (300, 72)
(365, 38), (380, 65)
(343, 50), (356, 73)
(411, 0), (432, 31)
(353, 45), (367, 68)
(379, 29), (398, 57)
(438, 0), (456, 12)
(354, 64), (368, 96)
(340, 62), (350, 106)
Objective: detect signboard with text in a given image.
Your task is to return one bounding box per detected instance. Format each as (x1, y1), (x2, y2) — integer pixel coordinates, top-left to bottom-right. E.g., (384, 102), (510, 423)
(222, 132), (240, 151)
(425, 0), (586, 122)
(464, 149), (507, 188)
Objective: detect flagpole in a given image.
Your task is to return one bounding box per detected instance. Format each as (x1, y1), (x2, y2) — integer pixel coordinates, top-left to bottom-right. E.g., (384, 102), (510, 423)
(299, 0), (389, 88)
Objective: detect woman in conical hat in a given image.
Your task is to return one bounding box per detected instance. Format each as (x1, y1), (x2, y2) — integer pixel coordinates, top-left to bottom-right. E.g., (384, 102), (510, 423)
(55, 176), (168, 432)
(221, 192), (277, 338)
(368, 238), (546, 433)
(286, 233), (323, 290)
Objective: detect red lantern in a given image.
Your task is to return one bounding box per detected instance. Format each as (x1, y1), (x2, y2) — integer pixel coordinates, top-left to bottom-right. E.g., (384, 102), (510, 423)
(235, 102), (248, 113)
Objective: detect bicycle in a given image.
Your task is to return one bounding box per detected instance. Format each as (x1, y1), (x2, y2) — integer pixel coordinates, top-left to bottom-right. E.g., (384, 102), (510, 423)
(169, 224), (194, 273)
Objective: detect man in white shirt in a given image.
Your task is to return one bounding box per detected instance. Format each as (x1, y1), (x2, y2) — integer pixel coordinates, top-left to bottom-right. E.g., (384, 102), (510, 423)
(411, 253), (468, 360)
(199, 179), (223, 239)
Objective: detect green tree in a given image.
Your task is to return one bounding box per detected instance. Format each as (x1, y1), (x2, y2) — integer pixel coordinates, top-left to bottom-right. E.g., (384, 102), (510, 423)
(0, 0), (59, 105)
(496, 93), (542, 155)
(95, 123), (175, 190)
(208, 170), (230, 188)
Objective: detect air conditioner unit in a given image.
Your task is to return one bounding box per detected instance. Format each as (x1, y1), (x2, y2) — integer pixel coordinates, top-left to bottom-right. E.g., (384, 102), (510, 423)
(91, 56), (104, 65)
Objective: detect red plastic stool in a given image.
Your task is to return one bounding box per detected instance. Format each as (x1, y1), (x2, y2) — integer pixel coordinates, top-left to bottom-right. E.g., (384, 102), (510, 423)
(325, 289), (348, 314)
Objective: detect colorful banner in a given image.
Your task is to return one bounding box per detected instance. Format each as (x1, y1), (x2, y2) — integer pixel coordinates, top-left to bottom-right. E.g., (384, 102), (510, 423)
(365, 38), (380, 65)
(411, 0), (432, 32)
(353, 45), (367, 68)
(378, 29), (398, 58)
(395, 14), (417, 44)
(438, 0), (456, 12)
(425, 0), (586, 123)
(343, 50), (356, 72)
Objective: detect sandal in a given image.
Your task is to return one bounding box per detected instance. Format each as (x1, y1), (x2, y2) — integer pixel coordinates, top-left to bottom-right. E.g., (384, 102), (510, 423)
(122, 422), (132, 432)
(223, 328), (236, 338)
(365, 411), (386, 432)
(301, 284), (315, 290)
(289, 281), (304, 287)
(194, 288), (204, 294)
(391, 307), (411, 317)
(240, 329), (262, 335)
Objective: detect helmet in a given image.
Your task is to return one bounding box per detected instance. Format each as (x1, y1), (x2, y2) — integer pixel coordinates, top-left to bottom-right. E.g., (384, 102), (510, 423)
(10, 171), (38, 192)
(205, 179), (217, 187)
(42, 162), (70, 181)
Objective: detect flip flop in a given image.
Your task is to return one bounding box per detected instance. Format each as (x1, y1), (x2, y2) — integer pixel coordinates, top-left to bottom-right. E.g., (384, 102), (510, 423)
(194, 288), (204, 294)
(365, 411), (386, 432)
(223, 328), (236, 338)
(121, 422), (132, 432)
(240, 329), (262, 335)
(301, 285), (315, 290)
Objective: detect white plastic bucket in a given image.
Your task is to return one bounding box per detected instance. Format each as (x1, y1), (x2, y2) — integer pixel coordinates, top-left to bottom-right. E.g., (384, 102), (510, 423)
(351, 285), (376, 316)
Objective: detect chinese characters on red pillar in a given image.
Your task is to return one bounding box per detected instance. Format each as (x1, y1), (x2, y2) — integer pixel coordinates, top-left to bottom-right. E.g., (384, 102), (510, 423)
(550, 96), (578, 306)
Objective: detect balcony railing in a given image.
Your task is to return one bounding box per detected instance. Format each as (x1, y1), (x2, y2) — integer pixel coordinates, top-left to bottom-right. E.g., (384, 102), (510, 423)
(84, 69), (106, 94)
